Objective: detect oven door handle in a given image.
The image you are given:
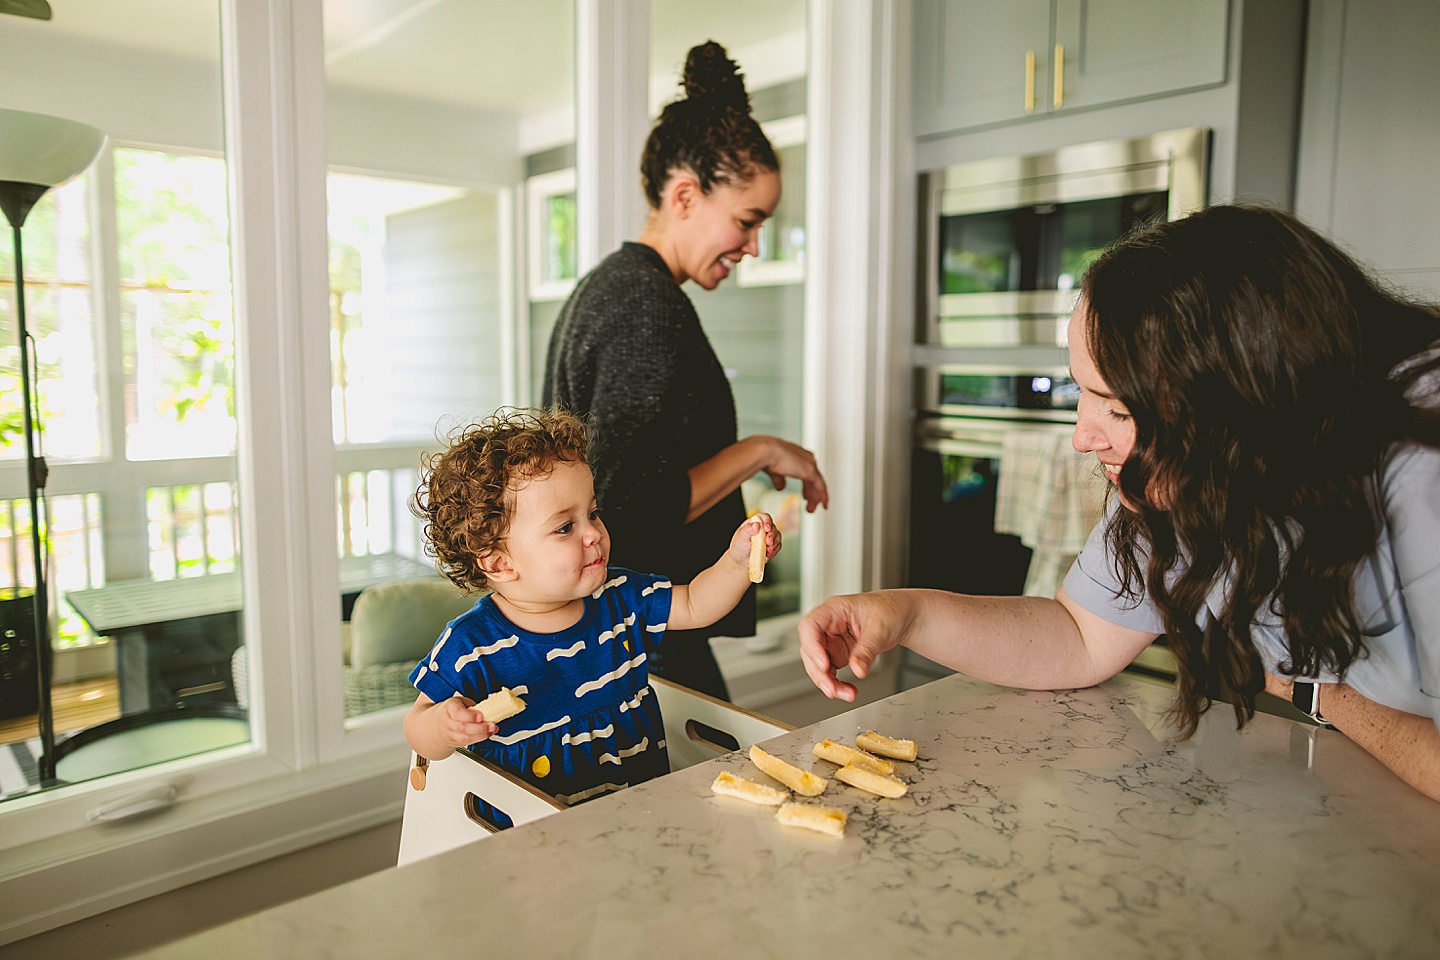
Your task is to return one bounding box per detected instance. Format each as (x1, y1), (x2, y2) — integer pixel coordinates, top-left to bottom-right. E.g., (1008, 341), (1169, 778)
(918, 436), (1004, 458)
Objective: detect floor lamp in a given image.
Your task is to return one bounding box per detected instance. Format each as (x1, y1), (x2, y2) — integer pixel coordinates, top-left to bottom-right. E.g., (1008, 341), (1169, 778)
(0, 107), (104, 783)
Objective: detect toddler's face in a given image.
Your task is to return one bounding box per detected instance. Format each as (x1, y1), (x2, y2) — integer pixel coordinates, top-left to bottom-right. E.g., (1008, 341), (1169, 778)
(497, 460), (610, 603)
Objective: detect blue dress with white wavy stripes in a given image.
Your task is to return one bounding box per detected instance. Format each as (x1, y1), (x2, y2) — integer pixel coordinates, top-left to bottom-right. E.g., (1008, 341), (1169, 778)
(408, 567), (673, 826)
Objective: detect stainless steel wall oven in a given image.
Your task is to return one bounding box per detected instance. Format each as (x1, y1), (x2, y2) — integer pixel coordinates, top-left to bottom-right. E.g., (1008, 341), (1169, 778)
(916, 127), (1210, 351)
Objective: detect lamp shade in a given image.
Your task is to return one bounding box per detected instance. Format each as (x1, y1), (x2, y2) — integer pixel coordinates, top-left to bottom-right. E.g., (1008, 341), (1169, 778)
(0, 108), (105, 188)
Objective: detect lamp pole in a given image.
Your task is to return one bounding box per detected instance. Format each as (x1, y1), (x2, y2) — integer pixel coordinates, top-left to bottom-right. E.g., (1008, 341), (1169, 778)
(0, 110), (104, 786)
(1, 180), (57, 783)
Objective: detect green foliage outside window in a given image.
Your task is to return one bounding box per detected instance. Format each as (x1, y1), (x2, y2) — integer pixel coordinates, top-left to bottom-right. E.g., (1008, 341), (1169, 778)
(544, 192), (577, 284)
(0, 185), (88, 458)
(115, 148), (236, 444)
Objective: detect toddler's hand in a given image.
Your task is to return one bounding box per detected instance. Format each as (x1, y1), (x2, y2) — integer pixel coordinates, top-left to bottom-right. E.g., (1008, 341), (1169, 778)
(435, 695), (497, 749)
(730, 512), (781, 568)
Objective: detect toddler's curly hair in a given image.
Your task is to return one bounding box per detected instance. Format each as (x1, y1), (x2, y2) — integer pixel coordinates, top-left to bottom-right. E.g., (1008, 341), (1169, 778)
(412, 407), (589, 591)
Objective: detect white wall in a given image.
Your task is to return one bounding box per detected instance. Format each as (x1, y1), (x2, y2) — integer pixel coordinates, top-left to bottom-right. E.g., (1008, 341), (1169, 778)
(326, 86), (521, 186)
(2, 30), (224, 150)
(3, 29), (523, 186)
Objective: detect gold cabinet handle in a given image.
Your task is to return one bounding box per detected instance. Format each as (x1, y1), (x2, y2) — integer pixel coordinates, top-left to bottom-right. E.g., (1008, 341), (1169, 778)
(1024, 49), (1036, 113)
(1053, 43), (1064, 108)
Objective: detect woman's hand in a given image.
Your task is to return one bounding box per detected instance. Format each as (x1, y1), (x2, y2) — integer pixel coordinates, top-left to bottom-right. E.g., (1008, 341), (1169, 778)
(687, 436), (829, 522)
(797, 591), (917, 701)
(757, 437), (829, 513)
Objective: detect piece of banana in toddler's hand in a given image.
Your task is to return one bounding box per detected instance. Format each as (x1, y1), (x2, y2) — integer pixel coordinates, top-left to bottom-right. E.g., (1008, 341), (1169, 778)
(748, 528), (766, 583)
(474, 687), (526, 723)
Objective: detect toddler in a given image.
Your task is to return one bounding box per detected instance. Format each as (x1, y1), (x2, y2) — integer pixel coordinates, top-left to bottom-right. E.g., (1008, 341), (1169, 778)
(404, 408), (778, 823)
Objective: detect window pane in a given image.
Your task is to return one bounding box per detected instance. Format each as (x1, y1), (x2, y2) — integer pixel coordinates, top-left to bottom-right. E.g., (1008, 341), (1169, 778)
(525, 160), (576, 402)
(0, 494), (104, 650)
(145, 481), (238, 580)
(543, 191), (578, 285)
(0, 177), (102, 461)
(0, 0), (248, 800)
(327, 174), (495, 445)
(324, 0), (575, 718)
(116, 147), (236, 462)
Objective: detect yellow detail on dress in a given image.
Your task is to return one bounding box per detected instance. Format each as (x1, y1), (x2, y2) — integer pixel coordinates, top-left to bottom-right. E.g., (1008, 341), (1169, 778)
(532, 755), (551, 778)
(624, 639), (631, 653)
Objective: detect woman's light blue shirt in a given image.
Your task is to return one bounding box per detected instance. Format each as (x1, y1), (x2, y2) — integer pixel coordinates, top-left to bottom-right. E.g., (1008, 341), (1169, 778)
(1063, 443), (1440, 731)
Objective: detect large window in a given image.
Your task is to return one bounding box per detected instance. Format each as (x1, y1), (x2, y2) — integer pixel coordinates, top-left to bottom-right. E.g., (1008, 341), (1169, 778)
(0, 148), (243, 643)
(0, 0), (245, 801)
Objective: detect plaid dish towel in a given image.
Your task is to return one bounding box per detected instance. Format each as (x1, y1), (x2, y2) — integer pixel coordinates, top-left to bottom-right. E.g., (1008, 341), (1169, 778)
(995, 426), (1107, 597)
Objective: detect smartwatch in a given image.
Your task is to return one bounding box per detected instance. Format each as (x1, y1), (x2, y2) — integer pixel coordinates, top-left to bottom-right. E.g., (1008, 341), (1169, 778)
(1291, 681), (1335, 729)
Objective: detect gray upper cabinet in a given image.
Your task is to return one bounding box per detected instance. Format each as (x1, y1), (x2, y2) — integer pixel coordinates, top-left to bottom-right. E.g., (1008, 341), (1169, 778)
(913, 0), (1053, 135)
(914, 0), (1230, 137)
(1295, 0), (1440, 299)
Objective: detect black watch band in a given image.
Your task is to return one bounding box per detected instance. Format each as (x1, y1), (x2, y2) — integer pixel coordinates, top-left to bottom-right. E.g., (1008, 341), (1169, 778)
(1291, 681), (1335, 729)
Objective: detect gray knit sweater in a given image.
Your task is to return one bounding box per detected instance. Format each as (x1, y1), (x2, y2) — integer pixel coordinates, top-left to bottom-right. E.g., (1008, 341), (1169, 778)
(542, 242), (755, 639)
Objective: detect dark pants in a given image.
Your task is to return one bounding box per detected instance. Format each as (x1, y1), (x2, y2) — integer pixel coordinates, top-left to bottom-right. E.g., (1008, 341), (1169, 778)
(651, 628), (730, 701)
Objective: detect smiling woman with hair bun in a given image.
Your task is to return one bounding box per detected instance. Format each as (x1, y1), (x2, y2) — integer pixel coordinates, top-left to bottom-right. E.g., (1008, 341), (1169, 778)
(543, 40), (829, 700)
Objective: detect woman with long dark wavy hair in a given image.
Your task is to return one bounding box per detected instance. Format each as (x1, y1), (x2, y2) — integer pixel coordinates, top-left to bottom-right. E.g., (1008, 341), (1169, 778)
(798, 204), (1440, 800)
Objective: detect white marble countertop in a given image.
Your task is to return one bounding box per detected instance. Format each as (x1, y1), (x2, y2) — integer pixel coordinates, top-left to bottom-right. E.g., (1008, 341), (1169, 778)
(126, 673), (1440, 959)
